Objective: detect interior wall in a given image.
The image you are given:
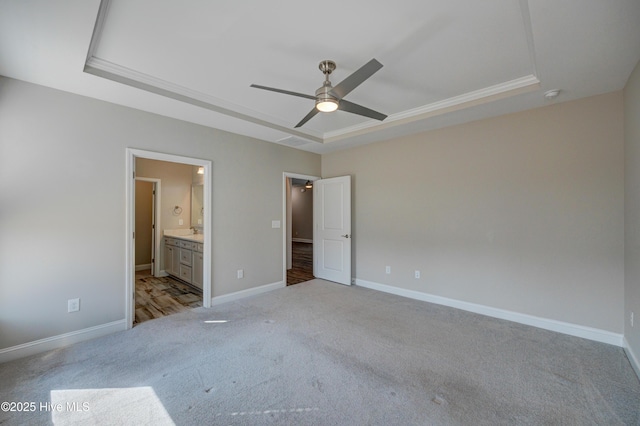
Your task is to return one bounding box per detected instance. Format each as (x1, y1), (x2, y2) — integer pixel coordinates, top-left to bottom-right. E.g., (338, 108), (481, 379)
(322, 91), (625, 333)
(624, 59), (640, 366)
(0, 76), (320, 350)
(291, 186), (313, 241)
(134, 180), (153, 267)
(136, 159), (193, 233)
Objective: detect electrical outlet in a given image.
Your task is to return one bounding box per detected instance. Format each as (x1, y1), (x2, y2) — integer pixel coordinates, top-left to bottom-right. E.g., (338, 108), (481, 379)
(179, 219), (184, 226)
(237, 269), (244, 279)
(415, 270), (421, 279)
(385, 266), (391, 274)
(68, 298), (80, 313)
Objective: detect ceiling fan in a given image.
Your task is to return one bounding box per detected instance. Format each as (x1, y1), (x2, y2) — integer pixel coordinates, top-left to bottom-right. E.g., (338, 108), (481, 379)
(250, 58), (387, 128)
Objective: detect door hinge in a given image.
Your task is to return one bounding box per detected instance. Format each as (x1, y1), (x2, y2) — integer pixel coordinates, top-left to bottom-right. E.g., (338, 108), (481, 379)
(133, 231), (135, 239)
(152, 224), (155, 229)
(133, 171), (135, 179)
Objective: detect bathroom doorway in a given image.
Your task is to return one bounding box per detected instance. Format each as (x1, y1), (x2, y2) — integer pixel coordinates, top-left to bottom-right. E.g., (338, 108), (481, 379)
(134, 178), (160, 277)
(126, 148), (212, 329)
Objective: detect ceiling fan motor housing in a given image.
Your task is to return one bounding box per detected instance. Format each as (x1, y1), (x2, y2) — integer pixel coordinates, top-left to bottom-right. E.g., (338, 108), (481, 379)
(315, 83), (339, 111)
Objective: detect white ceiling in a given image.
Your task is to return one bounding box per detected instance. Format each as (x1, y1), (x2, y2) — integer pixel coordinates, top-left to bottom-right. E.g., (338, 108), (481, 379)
(1, 0), (639, 154)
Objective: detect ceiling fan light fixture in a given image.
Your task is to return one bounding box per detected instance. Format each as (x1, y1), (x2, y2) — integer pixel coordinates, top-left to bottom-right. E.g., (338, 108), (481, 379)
(250, 58), (386, 127)
(316, 99), (339, 112)
(315, 83), (339, 112)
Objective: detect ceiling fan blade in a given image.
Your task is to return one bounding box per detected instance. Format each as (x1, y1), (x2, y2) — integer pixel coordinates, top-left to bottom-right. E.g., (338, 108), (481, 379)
(294, 108), (320, 128)
(338, 99), (387, 121)
(330, 59), (383, 100)
(250, 84), (316, 100)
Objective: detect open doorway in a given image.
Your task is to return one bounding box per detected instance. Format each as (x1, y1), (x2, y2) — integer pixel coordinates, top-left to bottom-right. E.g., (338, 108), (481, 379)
(126, 149), (212, 329)
(135, 178), (160, 276)
(133, 160), (204, 325)
(284, 173), (319, 285)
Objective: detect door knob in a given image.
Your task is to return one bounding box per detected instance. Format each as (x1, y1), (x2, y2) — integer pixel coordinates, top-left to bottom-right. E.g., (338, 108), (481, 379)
(341, 234), (350, 238)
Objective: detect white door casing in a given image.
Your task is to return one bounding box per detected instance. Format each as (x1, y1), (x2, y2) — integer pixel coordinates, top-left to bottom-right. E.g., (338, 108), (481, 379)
(126, 148), (212, 329)
(313, 176), (352, 285)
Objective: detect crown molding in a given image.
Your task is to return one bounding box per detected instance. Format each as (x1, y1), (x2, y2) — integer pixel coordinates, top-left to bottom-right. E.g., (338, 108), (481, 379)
(323, 74), (540, 143)
(84, 56), (324, 143)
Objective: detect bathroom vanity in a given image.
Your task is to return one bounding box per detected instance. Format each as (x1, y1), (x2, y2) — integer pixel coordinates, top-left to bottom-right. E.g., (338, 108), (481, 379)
(164, 233), (204, 289)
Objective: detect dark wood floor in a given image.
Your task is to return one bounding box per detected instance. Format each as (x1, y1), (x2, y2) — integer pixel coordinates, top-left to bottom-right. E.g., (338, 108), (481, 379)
(287, 241), (314, 285)
(135, 242), (312, 324)
(134, 270), (202, 325)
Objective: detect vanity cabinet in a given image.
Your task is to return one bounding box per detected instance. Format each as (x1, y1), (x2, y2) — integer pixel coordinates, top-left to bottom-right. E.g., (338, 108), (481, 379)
(164, 238), (180, 277)
(164, 236), (203, 289)
(192, 243), (204, 289)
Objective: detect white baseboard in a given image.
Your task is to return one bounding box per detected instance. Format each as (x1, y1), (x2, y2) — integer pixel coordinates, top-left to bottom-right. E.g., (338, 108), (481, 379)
(0, 319), (127, 364)
(211, 281), (285, 306)
(292, 238), (312, 244)
(135, 263), (152, 271)
(624, 337), (640, 380)
(355, 279), (624, 347)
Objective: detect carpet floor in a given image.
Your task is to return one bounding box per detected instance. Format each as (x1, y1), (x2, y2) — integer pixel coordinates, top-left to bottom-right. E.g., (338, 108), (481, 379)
(1, 279), (638, 425)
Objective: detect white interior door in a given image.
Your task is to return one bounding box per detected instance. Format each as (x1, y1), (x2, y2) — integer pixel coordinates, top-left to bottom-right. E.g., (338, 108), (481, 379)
(314, 176), (351, 285)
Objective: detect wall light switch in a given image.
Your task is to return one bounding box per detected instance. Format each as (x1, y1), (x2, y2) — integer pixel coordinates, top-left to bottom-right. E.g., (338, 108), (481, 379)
(179, 219), (184, 226)
(237, 269), (244, 279)
(385, 266), (391, 274)
(272, 220), (281, 228)
(68, 298), (80, 313)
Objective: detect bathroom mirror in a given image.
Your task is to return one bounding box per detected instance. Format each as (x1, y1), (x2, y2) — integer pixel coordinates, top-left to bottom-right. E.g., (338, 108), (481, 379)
(191, 184), (204, 228)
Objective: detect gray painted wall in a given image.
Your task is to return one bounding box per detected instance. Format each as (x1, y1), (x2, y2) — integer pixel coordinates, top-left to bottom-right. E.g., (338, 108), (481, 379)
(136, 158), (194, 234)
(322, 91), (625, 333)
(624, 59), (640, 364)
(0, 77), (320, 349)
(291, 186), (313, 240)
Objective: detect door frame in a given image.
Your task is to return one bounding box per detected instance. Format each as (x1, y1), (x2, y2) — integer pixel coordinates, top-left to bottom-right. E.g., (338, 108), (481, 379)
(282, 172), (320, 284)
(135, 177), (161, 277)
(126, 148), (212, 329)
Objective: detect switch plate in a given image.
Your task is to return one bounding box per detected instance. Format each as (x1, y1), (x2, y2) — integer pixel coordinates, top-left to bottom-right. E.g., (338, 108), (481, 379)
(237, 269), (244, 279)
(385, 266), (391, 274)
(68, 298), (80, 313)
(179, 219), (184, 225)
(272, 220), (281, 228)
(415, 270), (421, 279)
(632, 312), (635, 328)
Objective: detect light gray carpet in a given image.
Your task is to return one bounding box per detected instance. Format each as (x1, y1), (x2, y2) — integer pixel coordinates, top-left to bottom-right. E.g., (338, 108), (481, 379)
(1, 279), (639, 425)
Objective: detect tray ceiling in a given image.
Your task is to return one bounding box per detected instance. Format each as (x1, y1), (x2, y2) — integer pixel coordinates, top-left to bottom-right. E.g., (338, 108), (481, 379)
(2, 0), (639, 153)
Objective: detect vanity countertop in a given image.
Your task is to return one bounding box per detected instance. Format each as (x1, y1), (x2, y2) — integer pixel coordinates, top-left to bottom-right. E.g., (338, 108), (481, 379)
(164, 230), (204, 243)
